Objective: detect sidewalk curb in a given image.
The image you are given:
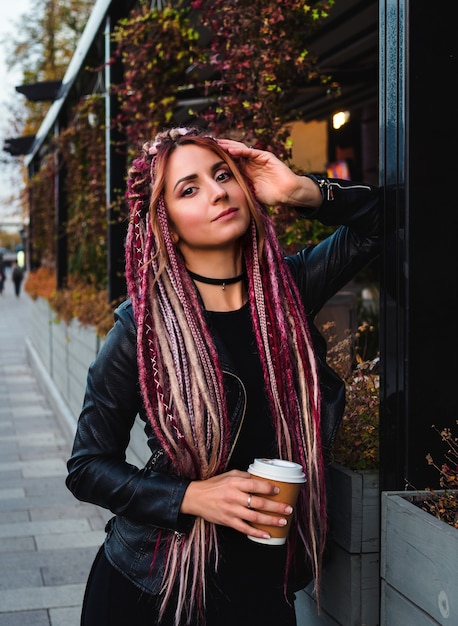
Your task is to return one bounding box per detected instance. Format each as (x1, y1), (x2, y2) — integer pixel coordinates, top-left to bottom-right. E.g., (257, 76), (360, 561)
(25, 335), (78, 445)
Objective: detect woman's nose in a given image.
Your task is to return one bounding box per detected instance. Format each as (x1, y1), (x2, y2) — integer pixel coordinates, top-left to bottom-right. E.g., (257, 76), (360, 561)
(210, 182), (228, 203)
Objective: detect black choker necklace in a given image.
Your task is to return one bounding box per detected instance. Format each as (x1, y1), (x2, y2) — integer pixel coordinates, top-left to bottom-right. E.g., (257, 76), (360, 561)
(187, 269), (246, 290)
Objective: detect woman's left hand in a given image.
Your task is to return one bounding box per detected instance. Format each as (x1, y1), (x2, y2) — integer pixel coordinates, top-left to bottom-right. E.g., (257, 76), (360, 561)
(217, 138), (321, 208)
(180, 470), (293, 540)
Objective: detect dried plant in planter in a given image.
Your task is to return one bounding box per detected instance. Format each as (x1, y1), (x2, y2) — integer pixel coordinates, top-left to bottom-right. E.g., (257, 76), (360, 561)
(416, 423), (458, 529)
(323, 320), (380, 471)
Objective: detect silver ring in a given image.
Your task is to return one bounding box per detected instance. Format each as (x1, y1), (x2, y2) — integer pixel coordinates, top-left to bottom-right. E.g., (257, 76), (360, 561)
(247, 493), (252, 509)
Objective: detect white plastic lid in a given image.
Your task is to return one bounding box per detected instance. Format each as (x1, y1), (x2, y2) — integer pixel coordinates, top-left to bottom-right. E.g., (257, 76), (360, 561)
(247, 458), (306, 483)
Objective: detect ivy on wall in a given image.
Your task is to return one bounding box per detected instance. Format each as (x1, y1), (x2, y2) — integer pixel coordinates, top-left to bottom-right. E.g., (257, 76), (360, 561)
(111, 3), (200, 153)
(26, 94), (114, 335)
(28, 153), (56, 268)
(191, 0), (334, 161)
(56, 94), (107, 287)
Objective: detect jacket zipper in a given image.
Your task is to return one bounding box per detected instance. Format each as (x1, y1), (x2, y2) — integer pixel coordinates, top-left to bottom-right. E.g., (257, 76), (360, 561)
(145, 448), (164, 471)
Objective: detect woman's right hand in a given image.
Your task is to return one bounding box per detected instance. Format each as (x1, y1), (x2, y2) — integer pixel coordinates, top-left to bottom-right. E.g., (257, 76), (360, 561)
(180, 470), (293, 540)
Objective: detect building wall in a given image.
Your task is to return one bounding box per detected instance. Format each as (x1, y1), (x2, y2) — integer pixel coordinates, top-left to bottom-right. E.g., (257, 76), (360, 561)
(289, 119), (328, 173)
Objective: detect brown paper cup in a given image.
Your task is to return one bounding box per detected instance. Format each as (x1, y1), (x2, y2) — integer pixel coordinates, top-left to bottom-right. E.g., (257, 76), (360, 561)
(246, 458), (306, 545)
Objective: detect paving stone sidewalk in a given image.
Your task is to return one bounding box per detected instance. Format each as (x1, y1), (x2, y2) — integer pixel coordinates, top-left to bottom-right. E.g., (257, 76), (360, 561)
(0, 279), (106, 626)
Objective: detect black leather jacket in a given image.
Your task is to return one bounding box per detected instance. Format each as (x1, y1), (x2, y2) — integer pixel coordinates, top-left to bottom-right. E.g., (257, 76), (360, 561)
(66, 177), (380, 595)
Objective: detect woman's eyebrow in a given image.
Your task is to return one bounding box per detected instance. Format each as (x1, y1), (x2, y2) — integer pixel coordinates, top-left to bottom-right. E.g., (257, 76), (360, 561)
(173, 173), (196, 191)
(172, 161), (227, 191)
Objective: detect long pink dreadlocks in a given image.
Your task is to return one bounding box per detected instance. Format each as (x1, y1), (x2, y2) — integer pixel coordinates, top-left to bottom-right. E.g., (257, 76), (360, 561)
(125, 127), (327, 625)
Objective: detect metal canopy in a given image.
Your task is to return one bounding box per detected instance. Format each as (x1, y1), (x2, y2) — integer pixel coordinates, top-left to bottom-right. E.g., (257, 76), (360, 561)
(286, 0), (379, 121)
(16, 80), (62, 102)
(3, 135), (36, 156)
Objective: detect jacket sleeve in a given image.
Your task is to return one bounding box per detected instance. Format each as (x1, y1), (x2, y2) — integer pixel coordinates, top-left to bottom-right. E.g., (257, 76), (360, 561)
(65, 300), (193, 533)
(285, 177), (381, 318)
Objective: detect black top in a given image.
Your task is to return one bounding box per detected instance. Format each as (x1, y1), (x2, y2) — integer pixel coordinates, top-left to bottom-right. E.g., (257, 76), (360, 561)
(206, 302), (277, 470)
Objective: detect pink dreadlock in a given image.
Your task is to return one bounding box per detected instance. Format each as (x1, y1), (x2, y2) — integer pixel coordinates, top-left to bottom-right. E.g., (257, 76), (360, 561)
(125, 127), (327, 625)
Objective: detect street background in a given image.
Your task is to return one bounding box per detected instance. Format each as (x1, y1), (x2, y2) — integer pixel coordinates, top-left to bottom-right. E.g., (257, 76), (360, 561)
(0, 275), (106, 626)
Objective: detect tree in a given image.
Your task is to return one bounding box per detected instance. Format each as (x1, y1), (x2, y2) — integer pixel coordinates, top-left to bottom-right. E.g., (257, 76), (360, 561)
(1, 0), (96, 238)
(3, 0), (95, 135)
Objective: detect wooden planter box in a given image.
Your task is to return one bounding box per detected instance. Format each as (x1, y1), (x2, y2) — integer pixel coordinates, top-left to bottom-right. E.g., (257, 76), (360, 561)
(296, 464), (380, 626)
(381, 491), (458, 625)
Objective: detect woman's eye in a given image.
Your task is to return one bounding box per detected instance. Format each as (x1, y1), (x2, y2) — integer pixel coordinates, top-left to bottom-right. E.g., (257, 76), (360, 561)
(216, 170), (231, 182)
(181, 185), (196, 197)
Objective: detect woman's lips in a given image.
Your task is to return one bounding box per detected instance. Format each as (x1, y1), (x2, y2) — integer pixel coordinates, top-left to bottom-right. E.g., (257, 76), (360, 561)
(213, 207), (238, 221)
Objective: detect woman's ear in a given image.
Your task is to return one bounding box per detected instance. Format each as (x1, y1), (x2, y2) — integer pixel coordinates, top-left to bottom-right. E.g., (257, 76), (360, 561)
(169, 227), (180, 245)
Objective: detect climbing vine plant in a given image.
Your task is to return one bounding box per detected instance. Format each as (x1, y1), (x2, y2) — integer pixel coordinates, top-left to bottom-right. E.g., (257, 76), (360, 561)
(190, 0), (334, 161)
(28, 153), (56, 269)
(56, 94), (107, 287)
(111, 2), (200, 156)
(111, 0), (334, 162)
(25, 93), (114, 335)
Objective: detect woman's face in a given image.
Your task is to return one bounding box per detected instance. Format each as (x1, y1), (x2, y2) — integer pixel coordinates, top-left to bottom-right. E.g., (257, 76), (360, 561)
(163, 144), (251, 257)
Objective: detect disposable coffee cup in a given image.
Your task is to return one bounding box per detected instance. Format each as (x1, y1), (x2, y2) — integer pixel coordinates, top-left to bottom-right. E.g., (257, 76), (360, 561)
(247, 458), (306, 545)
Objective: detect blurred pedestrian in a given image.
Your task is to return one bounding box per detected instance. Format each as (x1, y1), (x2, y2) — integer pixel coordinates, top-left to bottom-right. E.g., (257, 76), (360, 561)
(0, 253), (5, 295)
(11, 263), (24, 297)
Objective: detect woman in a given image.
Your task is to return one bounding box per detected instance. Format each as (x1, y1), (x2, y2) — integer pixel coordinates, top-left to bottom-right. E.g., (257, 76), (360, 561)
(0, 253), (5, 295)
(66, 126), (380, 626)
